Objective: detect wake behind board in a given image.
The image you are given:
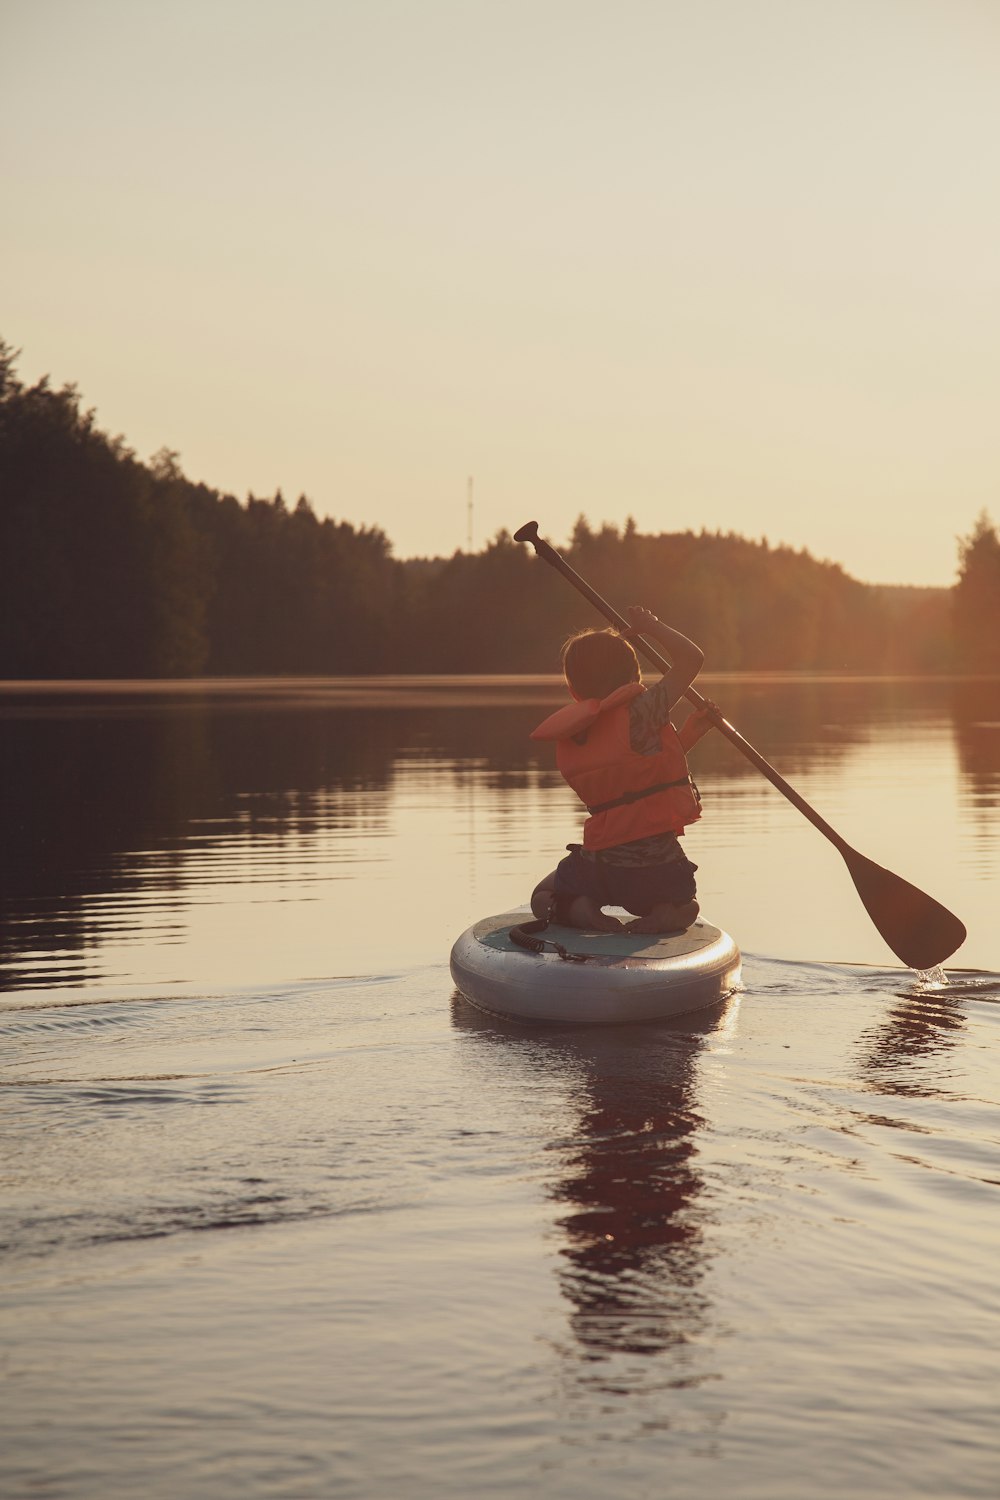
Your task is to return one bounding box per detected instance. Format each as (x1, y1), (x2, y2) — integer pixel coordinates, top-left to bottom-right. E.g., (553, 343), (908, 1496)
(450, 911), (741, 1024)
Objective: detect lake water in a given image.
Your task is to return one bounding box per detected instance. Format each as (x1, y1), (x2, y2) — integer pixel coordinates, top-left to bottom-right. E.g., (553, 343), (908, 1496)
(2, 675), (999, 1499)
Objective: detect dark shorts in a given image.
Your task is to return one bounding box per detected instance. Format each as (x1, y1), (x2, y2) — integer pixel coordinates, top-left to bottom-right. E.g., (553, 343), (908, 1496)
(551, 845), (698, 917)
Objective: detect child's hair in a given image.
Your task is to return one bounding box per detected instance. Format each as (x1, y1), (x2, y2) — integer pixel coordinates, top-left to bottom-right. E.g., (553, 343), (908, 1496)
(561, 628), (641, 700)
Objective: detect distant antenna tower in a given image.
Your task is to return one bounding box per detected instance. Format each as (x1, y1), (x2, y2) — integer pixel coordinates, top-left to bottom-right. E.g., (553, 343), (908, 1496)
(466, 476), (474, 552)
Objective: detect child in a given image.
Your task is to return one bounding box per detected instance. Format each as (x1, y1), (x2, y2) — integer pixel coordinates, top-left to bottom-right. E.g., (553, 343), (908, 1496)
(529, 606), (715, 934)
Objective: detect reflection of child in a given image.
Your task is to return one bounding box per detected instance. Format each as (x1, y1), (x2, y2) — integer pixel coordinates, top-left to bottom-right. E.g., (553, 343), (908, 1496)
(530, 607), (716, 934)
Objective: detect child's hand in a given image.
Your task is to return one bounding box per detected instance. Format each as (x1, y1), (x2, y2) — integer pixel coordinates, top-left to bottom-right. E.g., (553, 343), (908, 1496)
(624, 605), (659, 633)
(677, 697), (723, 749)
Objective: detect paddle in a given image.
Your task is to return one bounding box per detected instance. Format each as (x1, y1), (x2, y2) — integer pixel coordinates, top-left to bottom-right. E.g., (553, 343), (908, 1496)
(514, 520), (967, 971)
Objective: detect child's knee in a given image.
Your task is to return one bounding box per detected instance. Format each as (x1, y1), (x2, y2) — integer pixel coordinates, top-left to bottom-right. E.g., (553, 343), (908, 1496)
(530, 876), (557, 919)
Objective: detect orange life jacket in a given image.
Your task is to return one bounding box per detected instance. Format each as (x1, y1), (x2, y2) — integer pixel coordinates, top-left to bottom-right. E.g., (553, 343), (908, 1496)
(531, 683), (701, 850)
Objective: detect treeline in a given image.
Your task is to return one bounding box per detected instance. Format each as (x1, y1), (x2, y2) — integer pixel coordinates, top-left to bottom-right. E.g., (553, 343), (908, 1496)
(2, 343), (997, 677)
(0, 346), (396, 676)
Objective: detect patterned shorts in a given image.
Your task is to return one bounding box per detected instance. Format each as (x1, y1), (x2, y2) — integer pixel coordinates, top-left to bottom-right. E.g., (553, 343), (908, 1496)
(551, 844), (698, 917)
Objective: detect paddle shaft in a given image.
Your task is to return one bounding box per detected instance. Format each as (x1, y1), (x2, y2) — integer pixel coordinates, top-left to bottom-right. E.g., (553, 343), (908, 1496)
(515, 520), (849, 852)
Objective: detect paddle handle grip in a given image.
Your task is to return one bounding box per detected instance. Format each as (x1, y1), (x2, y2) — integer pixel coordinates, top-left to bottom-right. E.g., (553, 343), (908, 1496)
(514, 520), (848, 853)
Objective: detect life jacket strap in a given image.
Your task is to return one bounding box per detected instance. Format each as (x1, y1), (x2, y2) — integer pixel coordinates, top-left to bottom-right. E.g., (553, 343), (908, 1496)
(586, 775), (693, 816)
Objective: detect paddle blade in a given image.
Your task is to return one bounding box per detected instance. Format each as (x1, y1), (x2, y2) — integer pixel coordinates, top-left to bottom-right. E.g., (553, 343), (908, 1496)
(843, 848), (967, 970)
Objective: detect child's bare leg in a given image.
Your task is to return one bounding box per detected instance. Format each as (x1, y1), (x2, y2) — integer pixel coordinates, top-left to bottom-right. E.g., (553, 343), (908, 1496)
(530, 873), (558, 920)
(530, 876), (623, 932)
(625, 899), (699, 935)
(564, 897), (624, 932)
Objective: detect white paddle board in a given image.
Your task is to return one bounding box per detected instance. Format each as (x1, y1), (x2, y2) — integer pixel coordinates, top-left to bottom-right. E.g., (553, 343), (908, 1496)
(450, 910), (741, 1024)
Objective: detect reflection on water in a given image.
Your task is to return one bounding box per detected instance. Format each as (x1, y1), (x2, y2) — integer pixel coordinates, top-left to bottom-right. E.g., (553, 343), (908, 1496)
(3, 678), (1000, 1500)
(0, 686), (558, 990)
(857, 989), (969, 1093)
(951, 680), (1000, 879)
(857, 964), (1000, 1097)
(3, 673), (998, 990)
(547, 1034), (708, 1370)
(452, 998), (737, 1387)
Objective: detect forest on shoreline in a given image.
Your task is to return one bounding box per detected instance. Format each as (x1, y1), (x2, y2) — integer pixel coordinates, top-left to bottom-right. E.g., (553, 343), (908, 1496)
(2, 342), (999, 679)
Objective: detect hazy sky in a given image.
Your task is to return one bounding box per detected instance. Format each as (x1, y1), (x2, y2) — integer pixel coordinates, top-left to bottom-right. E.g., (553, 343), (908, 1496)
(4, 0), (999, 583)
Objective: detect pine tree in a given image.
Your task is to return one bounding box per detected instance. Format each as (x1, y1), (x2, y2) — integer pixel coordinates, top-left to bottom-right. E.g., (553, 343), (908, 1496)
(953, 512), (1000, 670)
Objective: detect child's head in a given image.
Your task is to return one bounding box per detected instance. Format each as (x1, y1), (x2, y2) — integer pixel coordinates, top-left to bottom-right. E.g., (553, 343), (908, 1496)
(561, 628), (640, 700)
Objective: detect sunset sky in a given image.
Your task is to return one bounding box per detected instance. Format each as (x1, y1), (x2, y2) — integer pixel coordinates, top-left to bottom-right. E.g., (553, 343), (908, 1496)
(5, 0), (999, 584)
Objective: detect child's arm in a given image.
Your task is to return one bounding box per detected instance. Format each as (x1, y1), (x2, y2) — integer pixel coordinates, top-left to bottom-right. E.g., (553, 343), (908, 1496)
(677, 701), (720, 750)
(625, 605), (704, 709)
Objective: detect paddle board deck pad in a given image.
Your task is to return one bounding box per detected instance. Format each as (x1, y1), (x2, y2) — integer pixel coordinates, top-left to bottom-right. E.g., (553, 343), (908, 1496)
(450, 911), (741, 1024)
